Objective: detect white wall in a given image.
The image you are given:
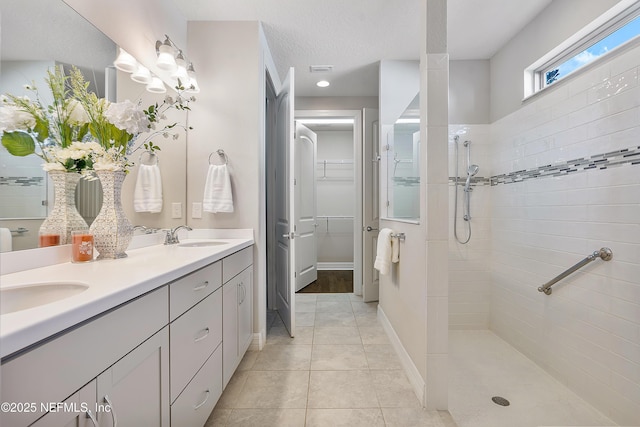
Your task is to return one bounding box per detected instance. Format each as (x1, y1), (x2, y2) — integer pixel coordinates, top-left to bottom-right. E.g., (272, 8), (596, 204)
(489, 0), (619, 121)
(449, 60), (490, 124)
(490, 41), (640, 425)
(297, 96), (378, 110)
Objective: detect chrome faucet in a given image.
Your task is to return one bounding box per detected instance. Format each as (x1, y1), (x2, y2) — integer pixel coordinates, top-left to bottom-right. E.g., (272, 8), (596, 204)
(164, 225), (193, 245)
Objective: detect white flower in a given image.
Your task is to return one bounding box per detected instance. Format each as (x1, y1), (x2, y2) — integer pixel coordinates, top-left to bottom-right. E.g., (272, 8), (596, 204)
(105, 100), (150, 135)
(66, 99), (89, 125)
(42, 162), (65, 171)
(0, 101), (36, 132)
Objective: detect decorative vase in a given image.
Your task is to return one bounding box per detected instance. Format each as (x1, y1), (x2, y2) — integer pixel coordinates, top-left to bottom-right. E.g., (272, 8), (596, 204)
(90, 170), (133, 259)
(39, 171), (88, 246)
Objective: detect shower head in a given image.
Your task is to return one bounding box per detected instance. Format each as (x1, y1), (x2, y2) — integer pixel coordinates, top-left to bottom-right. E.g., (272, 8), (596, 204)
(464, 164), (479, 191)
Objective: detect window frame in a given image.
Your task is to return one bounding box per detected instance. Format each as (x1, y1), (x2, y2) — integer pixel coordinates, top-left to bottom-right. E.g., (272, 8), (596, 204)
(524, 1), (640, 99)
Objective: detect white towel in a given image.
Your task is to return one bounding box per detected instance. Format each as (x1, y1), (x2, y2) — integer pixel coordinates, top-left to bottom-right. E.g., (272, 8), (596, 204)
(203, 164), (234, 213)
(134, 164), (163, 213)
(374, 228), (393, 275)
(391, 234), (400, 263)
(0, 228), (11, 253)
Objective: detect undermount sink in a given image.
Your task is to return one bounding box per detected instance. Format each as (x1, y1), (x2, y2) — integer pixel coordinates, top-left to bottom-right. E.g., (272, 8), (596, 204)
(1, 282), (89, 315)
(178, 240), (228, 248)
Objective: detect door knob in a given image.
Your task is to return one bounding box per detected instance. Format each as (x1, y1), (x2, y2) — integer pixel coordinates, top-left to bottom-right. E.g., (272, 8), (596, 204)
(365, 226), (379, 232)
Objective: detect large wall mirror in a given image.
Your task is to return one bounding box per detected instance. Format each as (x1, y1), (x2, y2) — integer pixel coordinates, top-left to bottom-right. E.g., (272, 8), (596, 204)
(379, 60), (420, 223)
(0, 0), (187, 251)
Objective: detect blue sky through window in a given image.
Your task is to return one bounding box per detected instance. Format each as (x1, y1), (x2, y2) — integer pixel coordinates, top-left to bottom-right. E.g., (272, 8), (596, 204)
(546, 14), (640, 85)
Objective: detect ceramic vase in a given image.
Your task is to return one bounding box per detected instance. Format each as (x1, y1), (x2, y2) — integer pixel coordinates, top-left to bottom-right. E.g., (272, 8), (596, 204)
(39, 171), (88, 245)
(90, 170), (133, 259)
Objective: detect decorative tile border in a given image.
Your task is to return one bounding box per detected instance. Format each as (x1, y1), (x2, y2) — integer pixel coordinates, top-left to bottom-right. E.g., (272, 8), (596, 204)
(0, 176), (45, 187)
(449, 145), (640, 187)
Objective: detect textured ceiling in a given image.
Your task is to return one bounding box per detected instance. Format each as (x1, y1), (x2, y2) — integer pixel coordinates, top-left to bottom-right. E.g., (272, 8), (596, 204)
(170, 0), (553, 97)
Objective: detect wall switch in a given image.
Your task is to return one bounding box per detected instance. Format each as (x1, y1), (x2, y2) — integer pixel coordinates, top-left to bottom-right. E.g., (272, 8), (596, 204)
(192, 202), (203, 219)
(171, 202), (182, 219)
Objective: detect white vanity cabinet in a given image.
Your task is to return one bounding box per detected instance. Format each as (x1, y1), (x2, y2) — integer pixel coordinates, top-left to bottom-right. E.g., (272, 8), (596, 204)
(0, 287), (169, 427)
(222, 247), (254, 387)
(0, 241), (254, 427)
(168, 262), (223, 427)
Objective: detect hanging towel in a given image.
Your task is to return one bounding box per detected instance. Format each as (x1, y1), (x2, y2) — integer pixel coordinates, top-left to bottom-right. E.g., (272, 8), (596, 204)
(374, 228), (393, 275)
(203, 164), (234, 213)
(134, 164), (163, 213)
(391, 233), (400, 263)
(0, 228), (12, 253)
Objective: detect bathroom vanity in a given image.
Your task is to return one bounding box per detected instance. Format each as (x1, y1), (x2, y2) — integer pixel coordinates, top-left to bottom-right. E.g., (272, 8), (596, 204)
(0, 231), (254, 426)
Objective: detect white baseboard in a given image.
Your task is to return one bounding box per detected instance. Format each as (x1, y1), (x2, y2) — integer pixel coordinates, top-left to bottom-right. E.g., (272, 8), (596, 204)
(317, 262), (353, 270)
(377, 305), (426, 407)
(250, 331), (265, 351)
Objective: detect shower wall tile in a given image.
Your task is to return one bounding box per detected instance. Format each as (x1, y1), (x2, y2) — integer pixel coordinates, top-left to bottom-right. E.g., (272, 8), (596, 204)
(488, 42), (640, 426)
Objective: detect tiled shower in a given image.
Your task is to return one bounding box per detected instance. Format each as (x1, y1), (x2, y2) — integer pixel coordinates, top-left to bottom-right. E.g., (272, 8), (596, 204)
(448, 41), (640, 425)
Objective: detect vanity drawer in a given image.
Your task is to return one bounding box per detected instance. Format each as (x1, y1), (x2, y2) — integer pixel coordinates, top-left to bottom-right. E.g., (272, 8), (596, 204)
(171, 345), (222, 427)
(170, 261), (222, 321)
(170, 288), (222, 402)
(222, 246), (253, 283)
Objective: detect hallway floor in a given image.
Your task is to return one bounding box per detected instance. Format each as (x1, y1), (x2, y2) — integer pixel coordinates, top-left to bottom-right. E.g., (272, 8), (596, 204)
(206, 293), (456, 426)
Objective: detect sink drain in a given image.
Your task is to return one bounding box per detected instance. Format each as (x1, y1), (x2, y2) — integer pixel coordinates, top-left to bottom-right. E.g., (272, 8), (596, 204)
(491, 396), (510, 406)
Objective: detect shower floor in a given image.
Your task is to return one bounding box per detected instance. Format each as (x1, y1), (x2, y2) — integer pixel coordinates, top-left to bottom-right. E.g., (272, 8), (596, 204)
(448, 330), (616, 427)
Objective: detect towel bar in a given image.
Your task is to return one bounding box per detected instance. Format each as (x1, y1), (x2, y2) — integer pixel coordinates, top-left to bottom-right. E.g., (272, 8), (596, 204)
(390, 232), (405, 242)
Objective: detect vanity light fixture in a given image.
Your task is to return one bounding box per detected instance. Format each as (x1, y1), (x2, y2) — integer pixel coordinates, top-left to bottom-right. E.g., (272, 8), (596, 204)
(131, 64), (153, 84)
(156, 36), (178, 72)
(146, 76), (167, 93)
(316, 80), (330, 88)
(186, 63), (200, 93)
(172, 51), (189, 84)
(113, 48), (138, 73)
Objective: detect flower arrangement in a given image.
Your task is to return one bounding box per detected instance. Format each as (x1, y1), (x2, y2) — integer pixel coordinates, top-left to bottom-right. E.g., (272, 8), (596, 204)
(1, 65), (194, 174)
(0, 67), (93, 174)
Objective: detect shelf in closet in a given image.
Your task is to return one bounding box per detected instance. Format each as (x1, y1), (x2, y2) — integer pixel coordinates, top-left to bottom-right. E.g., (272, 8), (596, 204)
(317, 159), (354, 180)
(316, 215), (354, 231)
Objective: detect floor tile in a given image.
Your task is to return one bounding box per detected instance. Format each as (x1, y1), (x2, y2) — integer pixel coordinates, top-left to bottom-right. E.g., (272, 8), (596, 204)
(311, 344), (369, 370)
(313, 326), (362, 345)
(214, 370), (249, 409)
(371, 370), (421, 408)
(315, 311), (356, 327)
(295, 301), (317, 313)
(205, 408), (231, 426)
(236, 350), (258, 371)
(364, 344), (403, 370)
(295, 312), (316, 327)
(235, 371), (309, 409)
(252, 344), (312, 370)
(305, 408), (385, 427)
(225, 408), (306, 426)
(266, 326), (314, 345)
(307, 370), (379, 408)
(359, 325), (391, 344)
(316, 300), (353, 312)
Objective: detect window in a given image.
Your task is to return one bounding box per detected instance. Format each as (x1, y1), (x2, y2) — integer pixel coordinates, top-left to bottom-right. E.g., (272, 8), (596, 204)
(525, 1), (640, 97)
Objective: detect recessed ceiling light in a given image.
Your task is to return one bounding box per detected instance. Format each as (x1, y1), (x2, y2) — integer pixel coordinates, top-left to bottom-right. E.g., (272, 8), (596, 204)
(316, 80), (330, 88)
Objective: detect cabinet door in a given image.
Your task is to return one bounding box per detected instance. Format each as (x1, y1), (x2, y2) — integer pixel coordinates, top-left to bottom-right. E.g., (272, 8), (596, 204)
(237, 267), (253, 356)
(222, 279), (239, 388)
(96, 327), (170, 427)
(30, 380), (98, 427)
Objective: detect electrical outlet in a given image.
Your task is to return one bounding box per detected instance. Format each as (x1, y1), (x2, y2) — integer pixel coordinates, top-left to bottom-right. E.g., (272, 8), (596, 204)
(192, 202), (203, 219)
(171, 202), (182, 219)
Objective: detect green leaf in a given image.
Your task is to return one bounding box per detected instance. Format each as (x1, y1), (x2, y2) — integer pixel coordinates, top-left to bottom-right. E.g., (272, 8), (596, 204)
(1, 132), (36, 156)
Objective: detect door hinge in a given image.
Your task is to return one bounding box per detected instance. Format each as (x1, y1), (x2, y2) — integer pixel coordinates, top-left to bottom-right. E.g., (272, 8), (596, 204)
(294, 178), (297, 185)
(386, 201), (390, 207)
(384, 144), (390, 151)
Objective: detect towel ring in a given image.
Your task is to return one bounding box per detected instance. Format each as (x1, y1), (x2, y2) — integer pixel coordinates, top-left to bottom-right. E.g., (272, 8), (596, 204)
(139, 151), (159, 166)
(209, 149), (229, 165)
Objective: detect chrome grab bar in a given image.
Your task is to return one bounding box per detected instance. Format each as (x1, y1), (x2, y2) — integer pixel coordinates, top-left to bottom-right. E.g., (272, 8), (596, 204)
(538, 247), (613, 295)
(390, 232), (406, 242)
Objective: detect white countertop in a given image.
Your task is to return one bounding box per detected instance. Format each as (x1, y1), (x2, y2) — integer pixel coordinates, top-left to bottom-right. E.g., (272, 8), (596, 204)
(0, 229), (254, 359)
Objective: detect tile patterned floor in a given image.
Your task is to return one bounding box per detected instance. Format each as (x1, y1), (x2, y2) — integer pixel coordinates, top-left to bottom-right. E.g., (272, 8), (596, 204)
(206, 293), (457, 427)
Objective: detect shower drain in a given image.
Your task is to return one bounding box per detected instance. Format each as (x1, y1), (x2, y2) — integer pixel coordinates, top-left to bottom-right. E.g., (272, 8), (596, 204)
(491, 396), (510, 406)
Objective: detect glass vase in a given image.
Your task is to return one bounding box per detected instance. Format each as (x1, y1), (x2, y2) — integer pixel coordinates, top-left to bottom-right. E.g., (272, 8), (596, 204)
(90, 170), (133, 259)
(39, 171), (88, 246)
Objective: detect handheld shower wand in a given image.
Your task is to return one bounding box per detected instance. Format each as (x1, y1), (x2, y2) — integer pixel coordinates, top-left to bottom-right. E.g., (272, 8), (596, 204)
(464, 164), (480, 192)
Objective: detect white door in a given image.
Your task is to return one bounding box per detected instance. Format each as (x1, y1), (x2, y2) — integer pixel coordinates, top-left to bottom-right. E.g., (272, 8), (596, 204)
(275, 68), (296, 336)
(362, 108), (380, 302)
(294, 123), (318, 291)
